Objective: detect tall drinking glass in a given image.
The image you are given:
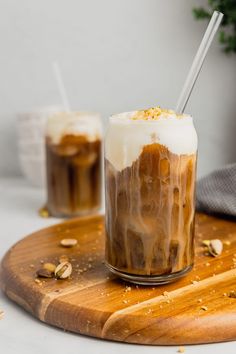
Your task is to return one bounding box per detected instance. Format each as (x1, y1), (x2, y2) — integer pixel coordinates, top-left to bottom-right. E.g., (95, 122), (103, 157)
(46, 111), (102, 217)
(105, 107), (197, 285)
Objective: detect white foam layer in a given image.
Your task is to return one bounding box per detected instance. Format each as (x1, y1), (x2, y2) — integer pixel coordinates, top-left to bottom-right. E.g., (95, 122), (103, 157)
(46, 112), (102, 144)
(105, 111), (198, 171)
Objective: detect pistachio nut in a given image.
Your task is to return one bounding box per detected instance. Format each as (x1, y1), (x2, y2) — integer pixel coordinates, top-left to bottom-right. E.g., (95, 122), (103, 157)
(202, 240), (210, 247)
(228, 290), (236, 298)
(36, 268), (54, 278)
(60, 238), (78, 248)
(43, 263), (56, 272)
(208, 239), (223, 257)
(55, 261), (72, 279)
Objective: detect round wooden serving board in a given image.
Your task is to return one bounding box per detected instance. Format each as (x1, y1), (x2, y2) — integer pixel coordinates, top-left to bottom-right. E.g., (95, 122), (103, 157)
(1, 213), (236, 345)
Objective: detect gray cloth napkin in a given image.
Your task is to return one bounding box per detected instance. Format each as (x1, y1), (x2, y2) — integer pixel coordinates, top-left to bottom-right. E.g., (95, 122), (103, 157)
(196, 163), (236, 217)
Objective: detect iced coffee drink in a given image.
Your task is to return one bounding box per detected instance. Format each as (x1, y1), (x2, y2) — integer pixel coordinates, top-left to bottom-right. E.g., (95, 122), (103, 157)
(46, 112), (102, 217)
(105, 107), (197, 284)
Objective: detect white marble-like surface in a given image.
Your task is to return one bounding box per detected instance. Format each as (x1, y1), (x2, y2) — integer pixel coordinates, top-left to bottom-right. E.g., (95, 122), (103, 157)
(0, 178), (236, 354)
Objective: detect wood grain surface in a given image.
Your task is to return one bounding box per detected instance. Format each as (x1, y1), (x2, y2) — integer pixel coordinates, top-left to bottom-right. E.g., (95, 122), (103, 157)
(1, 213), (236, 345)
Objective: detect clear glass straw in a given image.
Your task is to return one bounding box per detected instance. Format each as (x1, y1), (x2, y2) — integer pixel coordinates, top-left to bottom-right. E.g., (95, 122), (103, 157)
(52, 61), (71, 112)
(176, 11), (223, 114)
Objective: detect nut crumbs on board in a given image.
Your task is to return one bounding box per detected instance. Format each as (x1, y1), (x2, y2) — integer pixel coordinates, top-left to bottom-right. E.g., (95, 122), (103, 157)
(178, 346), (185, 353)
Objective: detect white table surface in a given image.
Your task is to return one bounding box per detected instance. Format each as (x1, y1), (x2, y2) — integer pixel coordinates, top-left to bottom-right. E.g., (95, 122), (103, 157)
(0, 177), (236, 354)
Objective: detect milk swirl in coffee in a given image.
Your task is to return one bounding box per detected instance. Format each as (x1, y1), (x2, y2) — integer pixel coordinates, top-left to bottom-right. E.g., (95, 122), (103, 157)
(105, 107), (197, 284)
(46, 112), (102, 217)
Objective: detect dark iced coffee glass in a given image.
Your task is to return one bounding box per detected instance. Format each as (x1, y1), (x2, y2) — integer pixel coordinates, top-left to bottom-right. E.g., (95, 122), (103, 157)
(46, 112), (102, 217)
(105, 107), (198, 285)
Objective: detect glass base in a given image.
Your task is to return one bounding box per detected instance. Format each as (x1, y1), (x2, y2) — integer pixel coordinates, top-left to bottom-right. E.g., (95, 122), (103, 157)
(106, 263), (193, 286)
(47, 205), (101, 218)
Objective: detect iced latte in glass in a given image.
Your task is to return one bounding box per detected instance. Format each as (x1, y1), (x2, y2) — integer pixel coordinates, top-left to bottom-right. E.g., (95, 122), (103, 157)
(105, 107), (197, 284)
(46, 112), (102, 217)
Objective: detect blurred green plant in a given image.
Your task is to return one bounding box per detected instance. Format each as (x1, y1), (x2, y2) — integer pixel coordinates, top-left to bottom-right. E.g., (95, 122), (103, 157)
(193, 0), (236, 53)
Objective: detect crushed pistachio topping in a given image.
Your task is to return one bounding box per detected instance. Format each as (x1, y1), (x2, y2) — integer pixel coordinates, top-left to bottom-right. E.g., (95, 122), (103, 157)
(131, 106), (185, 121)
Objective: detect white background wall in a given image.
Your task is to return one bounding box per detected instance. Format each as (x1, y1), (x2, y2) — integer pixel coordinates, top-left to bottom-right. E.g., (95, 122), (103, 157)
(0, 0), (235, 178)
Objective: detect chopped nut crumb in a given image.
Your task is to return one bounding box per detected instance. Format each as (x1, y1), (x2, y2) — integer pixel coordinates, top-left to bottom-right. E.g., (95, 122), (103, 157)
(197, 299), (202, 303)
(163, 291), (170, 297)
(191, 280), (198, 285)
(38, 206), (50, 218)
(34, 278), (42, 285)
(125, 286), (131, 292)
(59, 255), (69, 263)
(0, 310), (4, 320)
(178, 346), (185, 353)
(131, 107), (184, 121)
(224, 240), (231, 246)
(200, 306), (208, 311)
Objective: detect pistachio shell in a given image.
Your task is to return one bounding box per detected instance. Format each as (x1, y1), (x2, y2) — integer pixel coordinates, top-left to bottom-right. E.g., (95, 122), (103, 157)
(60, 238), (78, 248)
(208, 239), (223, 257)
(55, 262), (72, 279)
(36, 268), (54, 278)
